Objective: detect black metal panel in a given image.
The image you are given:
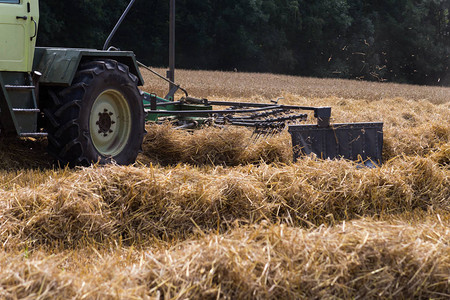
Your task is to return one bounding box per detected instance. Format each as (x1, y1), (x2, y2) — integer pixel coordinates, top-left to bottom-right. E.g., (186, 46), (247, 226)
(288, 122), (383, 165)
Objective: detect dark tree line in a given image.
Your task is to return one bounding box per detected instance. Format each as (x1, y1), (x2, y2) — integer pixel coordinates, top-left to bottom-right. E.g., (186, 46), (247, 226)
(37, 0), (450, 86)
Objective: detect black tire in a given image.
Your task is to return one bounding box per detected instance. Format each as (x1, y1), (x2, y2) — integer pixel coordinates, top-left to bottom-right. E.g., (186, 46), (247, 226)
(43, 59), (145, 166)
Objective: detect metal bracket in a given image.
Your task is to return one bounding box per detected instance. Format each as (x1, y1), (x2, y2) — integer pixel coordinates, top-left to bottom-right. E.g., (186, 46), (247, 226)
(149, 93), (157, 111)
(165, 84), (180, 100)
(314, 107), (332, 127)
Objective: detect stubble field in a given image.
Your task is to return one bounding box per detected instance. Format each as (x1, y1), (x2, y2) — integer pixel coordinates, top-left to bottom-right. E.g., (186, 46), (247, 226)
(0, 69), (449, 299)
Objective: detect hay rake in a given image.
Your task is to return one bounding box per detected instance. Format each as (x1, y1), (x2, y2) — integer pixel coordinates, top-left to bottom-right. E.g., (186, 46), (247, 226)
(144, 93), (383, 166)
(144, 95), (311, 135)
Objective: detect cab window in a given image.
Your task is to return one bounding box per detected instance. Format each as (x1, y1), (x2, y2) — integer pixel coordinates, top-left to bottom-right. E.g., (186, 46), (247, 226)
(0, 0), (20, 3)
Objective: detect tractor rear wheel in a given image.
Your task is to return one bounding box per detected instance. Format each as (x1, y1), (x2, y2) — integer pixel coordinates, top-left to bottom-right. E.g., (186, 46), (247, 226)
(44, 59), (145, 166)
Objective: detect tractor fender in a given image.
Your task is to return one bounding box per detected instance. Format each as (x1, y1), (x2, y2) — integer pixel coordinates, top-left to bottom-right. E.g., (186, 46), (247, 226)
(33, 47), (144, 86)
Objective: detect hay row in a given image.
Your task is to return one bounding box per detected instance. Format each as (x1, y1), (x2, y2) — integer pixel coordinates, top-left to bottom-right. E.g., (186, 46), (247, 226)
(1, 154), (448, 248)
(1, 218), (449, 299)
(0, 97), (447, 171)
(0, 118), (446, 171)
(140, 96), (449, 166)
(140, 124), (293, 166)
(141, 122), (449, 167)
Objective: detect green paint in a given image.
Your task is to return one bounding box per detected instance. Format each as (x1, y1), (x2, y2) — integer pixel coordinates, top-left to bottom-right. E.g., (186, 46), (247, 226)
(0, 0), (39, 72)
(144, 92), (213, 124)
(34, 47), (144, 86)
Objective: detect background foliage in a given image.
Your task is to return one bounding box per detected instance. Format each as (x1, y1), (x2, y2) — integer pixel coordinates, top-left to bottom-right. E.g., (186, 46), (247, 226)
(37, 0), (450, 86)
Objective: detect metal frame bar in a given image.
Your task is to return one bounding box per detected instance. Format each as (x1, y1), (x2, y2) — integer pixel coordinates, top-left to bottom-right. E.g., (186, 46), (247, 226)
(144, 99), (332, 127)
(167, 0), (176, 92)
(145, 105), (281, 116)
(103, 0), (136, 50)
(144, 100), (329, 111)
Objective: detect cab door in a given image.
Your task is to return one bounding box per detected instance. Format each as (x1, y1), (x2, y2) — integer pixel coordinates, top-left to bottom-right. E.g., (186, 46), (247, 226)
(0, 0), (39, 72)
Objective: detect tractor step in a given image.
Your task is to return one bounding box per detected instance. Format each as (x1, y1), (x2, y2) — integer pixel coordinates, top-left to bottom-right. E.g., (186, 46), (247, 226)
(12, 108), (41, 113)
(19, 132), (48, 137)
(5, 85), (36, 90)
(0, 74), (40, 135)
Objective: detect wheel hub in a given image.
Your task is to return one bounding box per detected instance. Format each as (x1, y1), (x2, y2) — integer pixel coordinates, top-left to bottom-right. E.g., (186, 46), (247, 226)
(96, 109), (116, 137)
(89, 89), (131, 157)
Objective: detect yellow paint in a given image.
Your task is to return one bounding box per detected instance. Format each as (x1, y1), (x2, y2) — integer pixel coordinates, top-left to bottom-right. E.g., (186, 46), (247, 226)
(0, 0), (39, 72)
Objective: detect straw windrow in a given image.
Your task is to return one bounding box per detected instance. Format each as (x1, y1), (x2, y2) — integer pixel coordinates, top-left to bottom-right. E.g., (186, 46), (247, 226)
(141, 123), (293, 166)
(1, 154), (448, 248)
(1, 218), (448, 299)
(0, 97), (447, 169)
(140, 97), (449, 166)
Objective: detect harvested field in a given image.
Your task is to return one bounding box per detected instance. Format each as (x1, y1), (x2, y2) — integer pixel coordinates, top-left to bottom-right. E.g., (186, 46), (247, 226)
(142, 68), (450, 103)
(0, 70), (449, 299)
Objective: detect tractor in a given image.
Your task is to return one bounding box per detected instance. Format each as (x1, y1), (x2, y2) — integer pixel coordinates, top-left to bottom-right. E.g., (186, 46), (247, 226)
(0, 0), (383, 167)
(0, 0), (145, 166)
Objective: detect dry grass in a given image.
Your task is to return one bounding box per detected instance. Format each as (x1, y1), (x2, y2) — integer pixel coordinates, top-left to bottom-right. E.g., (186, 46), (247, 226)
(1, 154), (448, 249)
(142, 68), (450, 103)
(140, 124), (293, 166)
(429, 143), (450, 167)
(1, 217), (448, 299)
(0, 69), (448, 298)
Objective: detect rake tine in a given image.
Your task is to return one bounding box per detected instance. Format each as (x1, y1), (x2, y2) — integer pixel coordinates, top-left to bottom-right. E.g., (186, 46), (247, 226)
(256, 130), (264, 140)
(268, 128), (278, 138)
(251, 127), (261, 140)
